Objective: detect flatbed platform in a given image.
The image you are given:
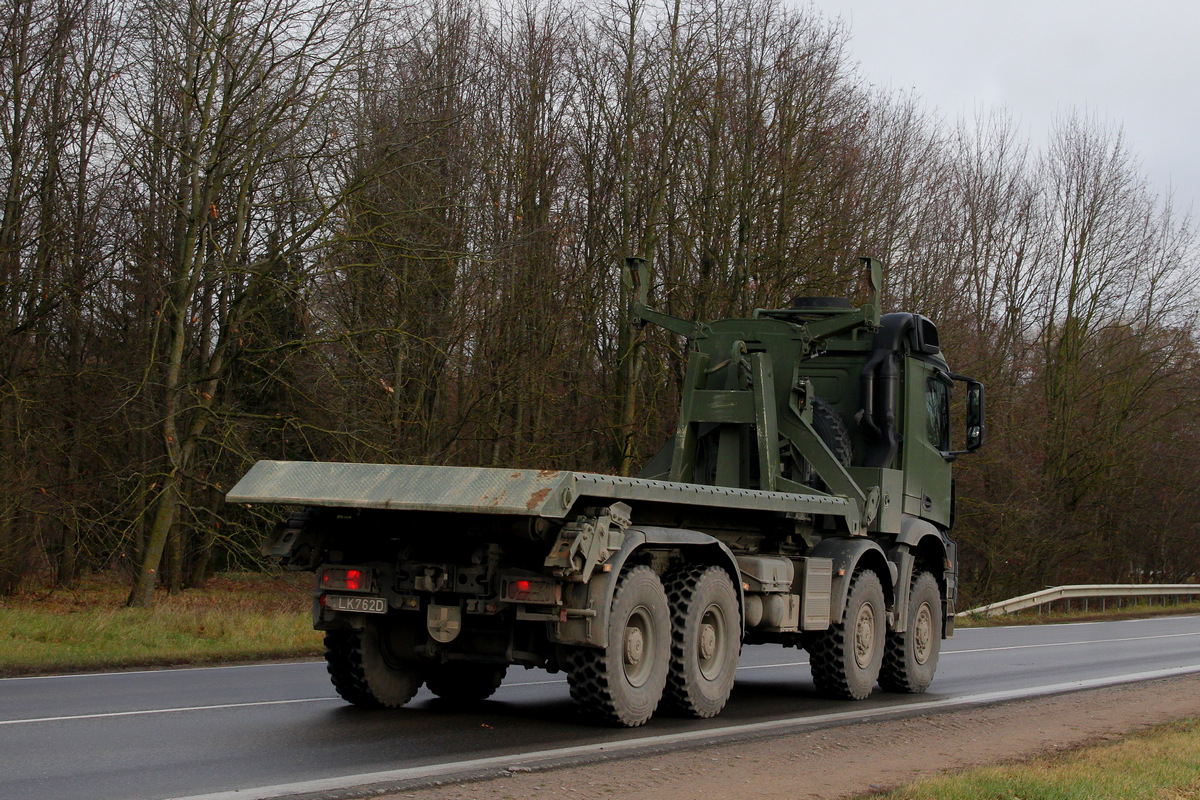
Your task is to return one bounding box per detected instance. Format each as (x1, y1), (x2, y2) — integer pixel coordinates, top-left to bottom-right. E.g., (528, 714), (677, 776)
(226, 460), (851, 519)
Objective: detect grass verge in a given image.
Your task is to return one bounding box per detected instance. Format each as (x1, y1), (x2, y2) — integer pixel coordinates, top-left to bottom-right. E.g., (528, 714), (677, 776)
(871, 717), (1200, 800)
(956, 599), (1200, 627)
(5, 572), (1197, 677)
(0, 572), (322, 677)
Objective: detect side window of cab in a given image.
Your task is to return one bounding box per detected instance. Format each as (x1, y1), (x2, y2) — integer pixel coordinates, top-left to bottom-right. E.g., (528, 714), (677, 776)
(926, 376), (950, 451)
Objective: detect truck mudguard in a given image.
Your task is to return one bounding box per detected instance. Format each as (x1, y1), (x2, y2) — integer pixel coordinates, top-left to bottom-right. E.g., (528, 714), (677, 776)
(809, 537), (895, 625)
(890, 516), (953, 636)
(896, 515), (946, 549)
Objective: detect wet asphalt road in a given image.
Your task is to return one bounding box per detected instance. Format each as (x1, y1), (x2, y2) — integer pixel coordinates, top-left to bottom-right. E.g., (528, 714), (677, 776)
(2, 614), (1199, 800)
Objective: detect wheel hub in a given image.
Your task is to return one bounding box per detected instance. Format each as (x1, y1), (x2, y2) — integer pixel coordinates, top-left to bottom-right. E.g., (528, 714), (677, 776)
(913, 602), (933, 665)
(624, 626), (645, 667)
(621, 604), (657, 689)
(699, 622), (717, 661)
(698, 604), (728, 681)
(853, 602), (876, 669)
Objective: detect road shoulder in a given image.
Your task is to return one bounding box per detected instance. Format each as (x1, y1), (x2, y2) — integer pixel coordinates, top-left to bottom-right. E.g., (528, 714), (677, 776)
(388, 673), (1200, 800)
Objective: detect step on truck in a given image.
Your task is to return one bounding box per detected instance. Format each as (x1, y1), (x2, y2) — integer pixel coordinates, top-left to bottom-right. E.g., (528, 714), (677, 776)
(227, 257), (984, 726)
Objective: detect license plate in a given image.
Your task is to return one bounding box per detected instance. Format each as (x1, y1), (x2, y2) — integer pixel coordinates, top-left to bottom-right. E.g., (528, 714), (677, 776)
(324, 594), (387, 614)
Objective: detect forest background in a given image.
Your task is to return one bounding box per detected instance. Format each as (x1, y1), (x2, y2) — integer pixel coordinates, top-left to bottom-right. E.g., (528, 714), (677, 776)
(2, 0), (1197, 607)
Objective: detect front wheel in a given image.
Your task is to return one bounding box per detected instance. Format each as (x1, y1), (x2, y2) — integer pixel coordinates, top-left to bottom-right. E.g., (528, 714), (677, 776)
(879, 571), (942, 693)
(565, 565), (670, 727)
(807, 569), (885, 700)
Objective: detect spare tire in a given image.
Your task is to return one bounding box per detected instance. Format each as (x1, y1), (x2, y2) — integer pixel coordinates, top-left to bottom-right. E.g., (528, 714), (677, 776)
(811, 397), (853, 468)
(782, 397), (853, 490)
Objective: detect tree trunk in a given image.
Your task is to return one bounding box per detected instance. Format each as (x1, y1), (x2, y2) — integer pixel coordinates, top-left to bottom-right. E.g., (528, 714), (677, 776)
(126, 474), (180, 607)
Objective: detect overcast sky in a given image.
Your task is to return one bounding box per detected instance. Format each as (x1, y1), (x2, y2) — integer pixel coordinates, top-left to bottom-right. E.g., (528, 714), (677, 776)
(809, 0), (1199, 215)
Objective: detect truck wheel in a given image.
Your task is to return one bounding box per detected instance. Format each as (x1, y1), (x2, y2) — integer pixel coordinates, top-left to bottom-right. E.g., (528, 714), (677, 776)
(662, 565), (740, 718)
(565, 564), (670, 727)
(425, 663), (508, 703)
(324, 617), (423, 708)
(806, 568), (885, 700)
(879, 571), (941, 693)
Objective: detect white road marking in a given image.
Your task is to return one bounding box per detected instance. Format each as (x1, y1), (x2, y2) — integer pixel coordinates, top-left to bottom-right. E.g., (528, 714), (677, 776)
(169, 664), (1200, 800)
(946, 630), (1200, 655)
(0, 697), (335, 727)
(3, 628), (1196, 726)
(0, 659), (322, 682)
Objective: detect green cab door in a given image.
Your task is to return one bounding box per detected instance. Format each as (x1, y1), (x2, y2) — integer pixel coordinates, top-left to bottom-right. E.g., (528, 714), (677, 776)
(900, 358), (953, 526)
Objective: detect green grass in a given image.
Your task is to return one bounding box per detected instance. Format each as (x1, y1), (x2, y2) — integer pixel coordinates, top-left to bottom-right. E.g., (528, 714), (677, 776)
(956, 599), (1200, 628)
(0, 572), (323, 677)
(871, 718), (1200, 800)
(4, 571), (1197, 677)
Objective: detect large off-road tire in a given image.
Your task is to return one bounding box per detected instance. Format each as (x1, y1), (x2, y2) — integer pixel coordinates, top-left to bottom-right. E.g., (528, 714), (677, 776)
(424, 662), (508, 704)
(879, 571), (942, 693)
(782, 397), (853, 489)
(811, 397), (853, 468)
(324, 617), (423, 709)
(565, 565), (670, 727)
(662, 565), (741, 718)
(807, 569), (885, 700)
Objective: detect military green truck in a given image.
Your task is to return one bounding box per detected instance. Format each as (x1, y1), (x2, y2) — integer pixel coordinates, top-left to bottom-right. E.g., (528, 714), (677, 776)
(227, 257), (983, 727)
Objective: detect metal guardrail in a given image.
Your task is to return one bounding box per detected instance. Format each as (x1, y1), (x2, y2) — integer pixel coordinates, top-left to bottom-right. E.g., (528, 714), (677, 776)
(956, 584), (1200, 618)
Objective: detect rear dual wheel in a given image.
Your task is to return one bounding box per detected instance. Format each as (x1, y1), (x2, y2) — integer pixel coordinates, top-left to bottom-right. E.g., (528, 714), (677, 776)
(327, 619), (509, 708)
(663, 566), (740, 718)
(566, 563), (741, 726)
(325, 617), (423, 708)
(566, 565), (671, 727)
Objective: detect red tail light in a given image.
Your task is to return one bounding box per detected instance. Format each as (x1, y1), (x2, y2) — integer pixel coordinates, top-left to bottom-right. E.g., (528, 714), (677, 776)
(321, 567), (372, 592)
(502, 576), (558, 604)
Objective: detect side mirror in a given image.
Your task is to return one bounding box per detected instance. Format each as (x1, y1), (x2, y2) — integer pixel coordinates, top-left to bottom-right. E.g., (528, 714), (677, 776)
(947, 373), (985, 456)
(965, 380), (984, 452)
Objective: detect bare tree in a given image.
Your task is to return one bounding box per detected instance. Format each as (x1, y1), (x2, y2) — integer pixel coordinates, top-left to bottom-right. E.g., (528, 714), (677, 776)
(0, 0), (126, 592)
(119, 0), (374, 605)
(1036, 113), (1196, 514)
(0, 0), (1195, 604)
